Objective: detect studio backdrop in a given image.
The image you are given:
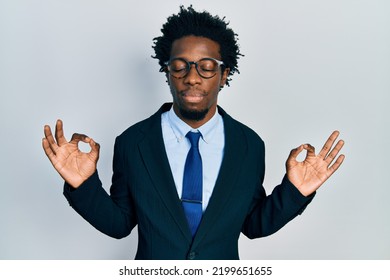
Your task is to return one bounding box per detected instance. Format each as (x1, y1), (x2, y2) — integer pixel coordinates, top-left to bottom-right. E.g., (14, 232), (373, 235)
(0, 0), (389, 259)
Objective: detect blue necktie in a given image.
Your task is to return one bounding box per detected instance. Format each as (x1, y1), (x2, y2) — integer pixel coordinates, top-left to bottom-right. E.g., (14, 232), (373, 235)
(182, 131), (203, 238)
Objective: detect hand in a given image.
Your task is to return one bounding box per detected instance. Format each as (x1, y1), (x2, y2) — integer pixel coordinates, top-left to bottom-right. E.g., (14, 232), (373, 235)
(286, 131), (345, 196)
(42, 119), (100, 188)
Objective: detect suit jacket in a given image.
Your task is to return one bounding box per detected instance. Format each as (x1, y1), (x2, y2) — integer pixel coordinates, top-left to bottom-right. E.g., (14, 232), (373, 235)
(64, 103), (314, 260)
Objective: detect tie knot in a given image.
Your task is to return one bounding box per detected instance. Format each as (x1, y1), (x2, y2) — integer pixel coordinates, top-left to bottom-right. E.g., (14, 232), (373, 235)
(186, 131), (201, 148)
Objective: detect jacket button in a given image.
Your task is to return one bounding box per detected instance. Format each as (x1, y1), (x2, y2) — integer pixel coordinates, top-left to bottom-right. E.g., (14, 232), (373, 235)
(188, 251), (196, 260)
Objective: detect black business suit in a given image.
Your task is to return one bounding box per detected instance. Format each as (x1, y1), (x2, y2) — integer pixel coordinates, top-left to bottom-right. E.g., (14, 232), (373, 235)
(64, 103), (314, 259)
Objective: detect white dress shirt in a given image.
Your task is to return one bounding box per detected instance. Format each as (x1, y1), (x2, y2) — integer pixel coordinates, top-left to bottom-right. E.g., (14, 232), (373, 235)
(161, 107), (225, 211)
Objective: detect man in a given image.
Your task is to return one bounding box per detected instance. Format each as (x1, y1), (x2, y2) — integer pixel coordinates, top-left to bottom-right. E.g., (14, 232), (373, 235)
(42, 6), (345, 260)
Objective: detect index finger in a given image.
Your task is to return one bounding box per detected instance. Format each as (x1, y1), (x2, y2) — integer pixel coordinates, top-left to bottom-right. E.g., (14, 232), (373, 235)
(318, 130), (340, 159)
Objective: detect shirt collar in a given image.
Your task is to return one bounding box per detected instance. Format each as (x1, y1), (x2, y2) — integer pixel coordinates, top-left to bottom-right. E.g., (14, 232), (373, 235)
(167, 106), (220, 144)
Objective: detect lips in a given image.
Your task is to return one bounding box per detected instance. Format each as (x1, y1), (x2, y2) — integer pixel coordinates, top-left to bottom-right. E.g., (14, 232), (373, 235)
(182, 94), (204, 103)
(180, 90), (206, 103)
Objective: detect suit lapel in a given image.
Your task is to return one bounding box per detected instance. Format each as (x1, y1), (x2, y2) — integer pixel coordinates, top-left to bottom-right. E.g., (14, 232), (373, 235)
(192, 108), (247, 247)
(137, 104), (248, 246)
(138, 104), (192, 242)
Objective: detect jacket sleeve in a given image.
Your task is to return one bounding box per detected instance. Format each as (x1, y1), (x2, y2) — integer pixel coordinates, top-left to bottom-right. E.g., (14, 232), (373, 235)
(241, 140), (315, 239)
(63, 136), (137, 239)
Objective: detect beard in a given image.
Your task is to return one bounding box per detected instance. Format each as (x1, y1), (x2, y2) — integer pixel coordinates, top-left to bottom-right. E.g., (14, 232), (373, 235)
(178, 107), (209, 122)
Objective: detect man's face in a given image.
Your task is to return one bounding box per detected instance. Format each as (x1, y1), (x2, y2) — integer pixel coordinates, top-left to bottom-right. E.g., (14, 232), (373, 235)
(167, 35), (229, 127)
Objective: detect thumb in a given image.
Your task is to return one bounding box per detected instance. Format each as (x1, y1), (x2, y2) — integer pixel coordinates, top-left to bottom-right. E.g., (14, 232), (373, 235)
(286, 145), (304, 170)
(287, 144), (304, 161)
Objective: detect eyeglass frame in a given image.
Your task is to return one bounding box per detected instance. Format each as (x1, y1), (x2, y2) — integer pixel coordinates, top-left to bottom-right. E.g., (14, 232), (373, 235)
(162, 57), (225, 79)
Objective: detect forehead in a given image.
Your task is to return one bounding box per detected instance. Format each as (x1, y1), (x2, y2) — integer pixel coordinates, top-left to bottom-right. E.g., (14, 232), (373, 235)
(170, 35), (221, 60)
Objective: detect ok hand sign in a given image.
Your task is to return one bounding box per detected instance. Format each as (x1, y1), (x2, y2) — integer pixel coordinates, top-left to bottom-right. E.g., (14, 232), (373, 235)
(42, 120), (100, 188)
(286, 131), (345, 196)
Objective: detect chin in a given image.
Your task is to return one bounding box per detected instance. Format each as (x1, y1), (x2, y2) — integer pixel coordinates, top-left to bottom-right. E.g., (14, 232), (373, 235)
(179, 107), (209, 121)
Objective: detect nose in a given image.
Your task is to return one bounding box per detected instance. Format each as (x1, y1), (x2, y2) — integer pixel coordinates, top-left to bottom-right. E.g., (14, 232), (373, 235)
(183, 64), (202, 85)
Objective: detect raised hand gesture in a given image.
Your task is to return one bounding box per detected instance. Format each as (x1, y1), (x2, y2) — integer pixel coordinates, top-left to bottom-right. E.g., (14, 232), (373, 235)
(42, 120), (100, 188)
(286, 131), (345, 196)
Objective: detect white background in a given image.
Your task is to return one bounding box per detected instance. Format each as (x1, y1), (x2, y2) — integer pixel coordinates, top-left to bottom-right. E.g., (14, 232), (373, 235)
(1, 0), (389, 259)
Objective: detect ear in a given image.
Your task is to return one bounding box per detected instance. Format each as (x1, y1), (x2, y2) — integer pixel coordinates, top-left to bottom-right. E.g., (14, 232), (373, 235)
(165, 73), (170, 85)
(220, 67), (230, 87)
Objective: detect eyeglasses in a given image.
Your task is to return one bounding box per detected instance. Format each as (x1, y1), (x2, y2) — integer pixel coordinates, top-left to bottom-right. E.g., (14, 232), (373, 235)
(163, 57), (224, 79)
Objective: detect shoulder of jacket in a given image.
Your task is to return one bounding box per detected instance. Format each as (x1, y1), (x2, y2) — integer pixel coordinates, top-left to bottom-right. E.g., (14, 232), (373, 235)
(116, 103), (172, 143)
(220, 106), (264, 146)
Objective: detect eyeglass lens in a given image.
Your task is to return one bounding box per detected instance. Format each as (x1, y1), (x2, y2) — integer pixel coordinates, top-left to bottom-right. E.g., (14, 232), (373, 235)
(168, 58), (220, 79)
